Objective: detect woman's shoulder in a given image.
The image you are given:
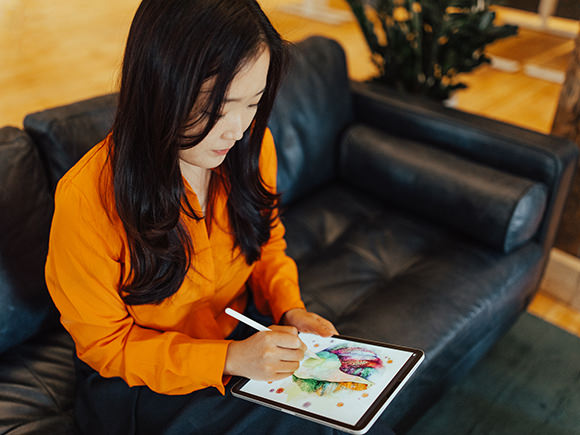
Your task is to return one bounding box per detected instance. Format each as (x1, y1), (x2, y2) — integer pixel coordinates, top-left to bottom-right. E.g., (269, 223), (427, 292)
(55, 135), (117, 220)
(50, 135), (126, 261)
(59, 136), (112, 188)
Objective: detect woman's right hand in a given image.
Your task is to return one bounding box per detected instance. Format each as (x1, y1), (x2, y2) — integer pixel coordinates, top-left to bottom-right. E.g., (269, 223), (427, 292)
(224, 325), (306, 380)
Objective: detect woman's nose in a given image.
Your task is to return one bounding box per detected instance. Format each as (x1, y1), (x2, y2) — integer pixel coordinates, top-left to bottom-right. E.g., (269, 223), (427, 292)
(222, 113), (244, 141)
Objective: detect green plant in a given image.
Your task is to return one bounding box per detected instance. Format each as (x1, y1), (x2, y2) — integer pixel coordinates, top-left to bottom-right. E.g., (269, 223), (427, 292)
(346, 0), (518, 100)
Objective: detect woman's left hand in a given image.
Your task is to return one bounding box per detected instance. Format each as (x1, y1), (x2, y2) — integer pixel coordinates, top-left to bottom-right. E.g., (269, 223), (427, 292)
(281, 308), (339, 337)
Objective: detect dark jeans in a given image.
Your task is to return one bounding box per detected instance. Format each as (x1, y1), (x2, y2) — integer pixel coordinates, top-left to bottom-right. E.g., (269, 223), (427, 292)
(73, 300), (396, 435)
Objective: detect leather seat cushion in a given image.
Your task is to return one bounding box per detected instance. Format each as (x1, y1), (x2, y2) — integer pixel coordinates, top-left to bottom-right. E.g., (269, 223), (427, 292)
(283, 182), (543, 342)
(0, 328), (76, 434)
(283, 182), (544, 425)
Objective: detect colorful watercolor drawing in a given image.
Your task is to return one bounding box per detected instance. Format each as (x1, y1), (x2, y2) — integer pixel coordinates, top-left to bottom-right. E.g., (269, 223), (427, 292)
(237, 334), (418, 427)
(292, 345), (384, 396)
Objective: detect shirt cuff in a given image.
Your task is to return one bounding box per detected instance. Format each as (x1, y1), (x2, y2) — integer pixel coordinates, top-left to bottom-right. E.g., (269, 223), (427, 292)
(187, 339), (233, 395)
(269, 281), (306, 324)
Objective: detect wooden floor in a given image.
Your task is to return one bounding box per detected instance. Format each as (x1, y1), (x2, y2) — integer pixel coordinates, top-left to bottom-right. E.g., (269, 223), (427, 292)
(1, 0), (580, 336)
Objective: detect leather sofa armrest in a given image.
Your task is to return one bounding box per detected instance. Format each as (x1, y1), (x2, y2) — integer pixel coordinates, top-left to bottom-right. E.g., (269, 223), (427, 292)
(349, 81), (579, 252)
(339, 124), (548, 253)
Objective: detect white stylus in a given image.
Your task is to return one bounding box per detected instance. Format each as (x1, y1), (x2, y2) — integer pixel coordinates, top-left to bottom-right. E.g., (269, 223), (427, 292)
(225, 308), (320, 360)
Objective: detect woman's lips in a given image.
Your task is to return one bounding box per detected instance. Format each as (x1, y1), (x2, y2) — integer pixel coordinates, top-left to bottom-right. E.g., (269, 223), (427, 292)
(212, 148), (232, 156)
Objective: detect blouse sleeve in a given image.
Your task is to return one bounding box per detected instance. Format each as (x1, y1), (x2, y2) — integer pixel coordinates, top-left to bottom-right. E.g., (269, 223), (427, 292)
(45, 179), (232, 395)
(248, 128), (306, 323)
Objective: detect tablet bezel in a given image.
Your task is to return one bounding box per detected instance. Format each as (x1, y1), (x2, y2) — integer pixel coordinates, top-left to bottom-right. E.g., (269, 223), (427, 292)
(231, 334), (424, 434)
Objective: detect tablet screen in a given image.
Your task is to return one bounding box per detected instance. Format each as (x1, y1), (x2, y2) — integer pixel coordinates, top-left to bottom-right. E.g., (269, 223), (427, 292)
(233, 333), (423, 432)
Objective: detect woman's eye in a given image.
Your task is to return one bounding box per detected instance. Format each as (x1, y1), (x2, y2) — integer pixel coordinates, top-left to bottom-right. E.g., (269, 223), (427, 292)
(202, 110), (225, 119)
(248, 104), (259, 109)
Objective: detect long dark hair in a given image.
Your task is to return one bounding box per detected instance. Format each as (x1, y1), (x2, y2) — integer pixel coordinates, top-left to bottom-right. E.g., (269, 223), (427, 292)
(109, 0), (289, 305)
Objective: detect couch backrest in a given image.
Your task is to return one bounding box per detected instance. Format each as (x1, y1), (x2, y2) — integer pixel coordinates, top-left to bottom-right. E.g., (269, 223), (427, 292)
(0, 127), (59, 353)
(268, 36), (353, 205)
(23, 94), (117, 192)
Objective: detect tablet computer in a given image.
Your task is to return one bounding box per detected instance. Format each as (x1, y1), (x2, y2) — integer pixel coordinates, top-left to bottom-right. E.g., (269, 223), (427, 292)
(231, 333), (424, 434)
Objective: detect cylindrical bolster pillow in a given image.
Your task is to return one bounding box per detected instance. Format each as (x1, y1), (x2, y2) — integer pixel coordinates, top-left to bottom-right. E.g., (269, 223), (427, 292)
(339, 124), (548, 253)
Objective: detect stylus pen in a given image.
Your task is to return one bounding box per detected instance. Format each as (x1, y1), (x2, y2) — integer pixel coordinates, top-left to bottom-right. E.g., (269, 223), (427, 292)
(225, 308), (320, 360)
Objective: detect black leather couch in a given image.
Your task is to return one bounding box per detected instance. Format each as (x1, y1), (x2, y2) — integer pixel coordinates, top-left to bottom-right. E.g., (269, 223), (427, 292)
(1, 36), (577, 434)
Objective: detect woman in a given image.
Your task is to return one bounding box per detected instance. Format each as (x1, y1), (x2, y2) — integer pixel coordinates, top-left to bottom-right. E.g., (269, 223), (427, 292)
(45, 0), (350, 434)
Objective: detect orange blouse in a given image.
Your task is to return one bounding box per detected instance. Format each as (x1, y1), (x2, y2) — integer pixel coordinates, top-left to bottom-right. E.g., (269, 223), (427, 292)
(45, 128), (305, 395)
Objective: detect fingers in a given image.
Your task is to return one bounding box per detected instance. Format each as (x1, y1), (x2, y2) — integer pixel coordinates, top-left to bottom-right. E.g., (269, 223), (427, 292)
(263, 358), (303, 381)
(317, 318), (339, 337)
(277, 345), (305, 362)
(256, 331), (305, 354)
(263, 331), (305, 359)
(268, 324), (298, 335)
(281, 309), (339, 337)
(265, 326), (303, 350)
(225, 327), (307, 380)
(274, 359), (301, 374)
(298, 314), (339, 337)
(267, 371), (299, 381)
(255, 331), (304, 380)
